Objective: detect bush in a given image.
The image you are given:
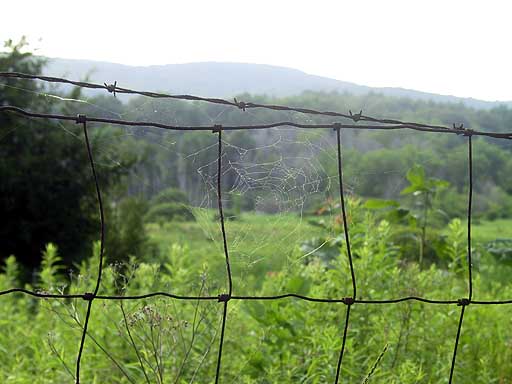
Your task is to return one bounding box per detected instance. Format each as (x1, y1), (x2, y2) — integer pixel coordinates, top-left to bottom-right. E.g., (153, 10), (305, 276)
(151, 187), (189, 205)
(106, 197), (149, 263)
(145, 202), (195, 223)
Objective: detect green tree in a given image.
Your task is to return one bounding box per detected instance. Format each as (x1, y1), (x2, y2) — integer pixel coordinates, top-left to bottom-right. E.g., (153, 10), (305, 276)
(0, 38), (133, 276)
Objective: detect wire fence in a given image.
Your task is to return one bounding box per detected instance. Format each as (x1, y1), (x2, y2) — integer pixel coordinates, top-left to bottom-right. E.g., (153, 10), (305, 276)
(1, 72), (512, 383)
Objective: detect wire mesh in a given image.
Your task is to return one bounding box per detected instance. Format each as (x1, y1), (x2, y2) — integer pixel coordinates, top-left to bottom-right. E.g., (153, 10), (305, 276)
(1, 72), (511, 383)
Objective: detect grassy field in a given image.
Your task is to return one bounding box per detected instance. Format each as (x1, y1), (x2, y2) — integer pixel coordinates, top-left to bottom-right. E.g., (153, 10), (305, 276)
(149, 211), (512, 260)
(147, 210), (328, 293)
(471, 218), (512, 242)
(147, 210), (512, 296)
(2, 211), (512, 382)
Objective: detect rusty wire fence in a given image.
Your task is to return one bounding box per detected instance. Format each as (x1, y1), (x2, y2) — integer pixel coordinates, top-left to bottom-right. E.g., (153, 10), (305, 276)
(1, 72), (512, 383)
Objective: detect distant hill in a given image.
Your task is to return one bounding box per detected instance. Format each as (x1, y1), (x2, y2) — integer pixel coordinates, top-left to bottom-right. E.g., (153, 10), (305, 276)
(44, 58), (512, 110)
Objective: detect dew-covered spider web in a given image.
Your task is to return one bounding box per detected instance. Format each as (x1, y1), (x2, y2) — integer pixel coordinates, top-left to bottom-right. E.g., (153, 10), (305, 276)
(3, 77), (512, 383)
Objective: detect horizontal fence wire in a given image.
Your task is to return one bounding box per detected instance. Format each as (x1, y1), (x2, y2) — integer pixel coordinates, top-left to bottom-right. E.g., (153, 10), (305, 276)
(0, 72), (468, 128)
(1, 71), (512, 383)
(1, 72), (512, 139)
(1, 105), (512, 139)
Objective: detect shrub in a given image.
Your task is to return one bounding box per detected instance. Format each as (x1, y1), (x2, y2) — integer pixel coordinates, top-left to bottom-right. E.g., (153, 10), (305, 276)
(107, 197), (149, 263)
(151, 187), (189, 206)
(145, 202), (195, 223)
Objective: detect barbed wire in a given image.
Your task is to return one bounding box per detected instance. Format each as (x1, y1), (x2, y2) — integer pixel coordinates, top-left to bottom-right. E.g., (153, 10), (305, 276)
(0, 72), (511, 383)
(0, 71), (497, 132)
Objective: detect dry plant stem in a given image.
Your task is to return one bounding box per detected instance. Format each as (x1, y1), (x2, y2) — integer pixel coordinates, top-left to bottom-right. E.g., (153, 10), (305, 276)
(67, 304), (136, 384)
(391, 302), (412, 369)
(120, 302), (151, 384)
(174, 280), (207, 384)
(362, 344), (389, 384)
(47, 334), (75, 380)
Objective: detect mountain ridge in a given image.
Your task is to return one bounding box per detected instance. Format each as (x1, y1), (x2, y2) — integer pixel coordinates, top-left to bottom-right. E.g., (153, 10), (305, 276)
(44, 58), (512, 110)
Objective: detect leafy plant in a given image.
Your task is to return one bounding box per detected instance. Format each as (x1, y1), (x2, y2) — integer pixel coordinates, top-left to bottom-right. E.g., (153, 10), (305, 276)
(107, 197), (149, 264)
(400, 164), (449, 265)
(442, 218), (466, 272)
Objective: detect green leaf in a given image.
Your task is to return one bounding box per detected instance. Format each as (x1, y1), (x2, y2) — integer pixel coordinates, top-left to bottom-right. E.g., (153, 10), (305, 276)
(401, 185), (423, 195)
(245, 302), (267, 323)
(406, 164), (426, 187)
(429, 179), (450, 190)
(364, 199), (400, 210)
(385, 208), (410, 222)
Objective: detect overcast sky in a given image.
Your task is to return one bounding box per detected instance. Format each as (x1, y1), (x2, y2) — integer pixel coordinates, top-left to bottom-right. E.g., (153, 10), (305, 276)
(2, 0), (511, 101)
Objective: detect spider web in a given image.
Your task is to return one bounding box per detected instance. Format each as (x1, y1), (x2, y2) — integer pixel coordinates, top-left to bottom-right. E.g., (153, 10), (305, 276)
(5, 79), (505, 382)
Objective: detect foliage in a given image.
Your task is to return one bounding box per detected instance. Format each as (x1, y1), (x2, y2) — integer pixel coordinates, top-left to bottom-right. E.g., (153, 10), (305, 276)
(106, 197), (149, 264)
(1, 210), (512, 383)
(440, 218), (466, 272)
(145, 202), (195, 224)
(144, 187), (196, 227)
(150, 187), (189, 206)
(3, 36), (512, 384)
(0, 39), (138, 275)
(485, 238), (512, 266)
(400, 164), (449, 264)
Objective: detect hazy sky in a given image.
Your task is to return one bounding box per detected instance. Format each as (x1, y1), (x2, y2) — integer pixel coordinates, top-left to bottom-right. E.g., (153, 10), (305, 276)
(2, 0), (511, 101)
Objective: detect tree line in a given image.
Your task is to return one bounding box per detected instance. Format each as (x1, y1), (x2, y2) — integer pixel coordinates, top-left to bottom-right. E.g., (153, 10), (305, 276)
(2, 37), (512, 274)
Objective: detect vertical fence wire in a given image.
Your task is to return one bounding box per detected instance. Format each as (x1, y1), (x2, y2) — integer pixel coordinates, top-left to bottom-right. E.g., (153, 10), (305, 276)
(75, 116), (106, 384)
(334, 126), (357, 383)
(335, 304), (352, 383)
(467, 135), (474, 302)
(335, 126), (357, 299)
(214, 127), (233, 384)
(448, 134), (473, 383)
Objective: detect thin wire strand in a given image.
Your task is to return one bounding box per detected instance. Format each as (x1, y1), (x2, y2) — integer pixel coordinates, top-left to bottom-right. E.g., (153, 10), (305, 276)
(1, 105), (511, 139)
(333, 127), (357, 383)
(449, 306), (466, 383)
(334, 305), (351, 384)
(214, 128), (232, 384)
(447, 135), (474, 383)
(3, 286), (512, 305)
(76, 301), (94, 384)
(217, 129), (233, 297)
(215, 301), (229, 384)
(0, 288), (497, 304)
(75, 119), (106, 384)
(467, 136), (473, 301)
(336, 128), (356, 299)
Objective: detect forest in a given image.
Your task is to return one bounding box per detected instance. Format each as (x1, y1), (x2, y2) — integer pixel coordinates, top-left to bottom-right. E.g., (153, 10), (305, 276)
(1, 38), (512, 383)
